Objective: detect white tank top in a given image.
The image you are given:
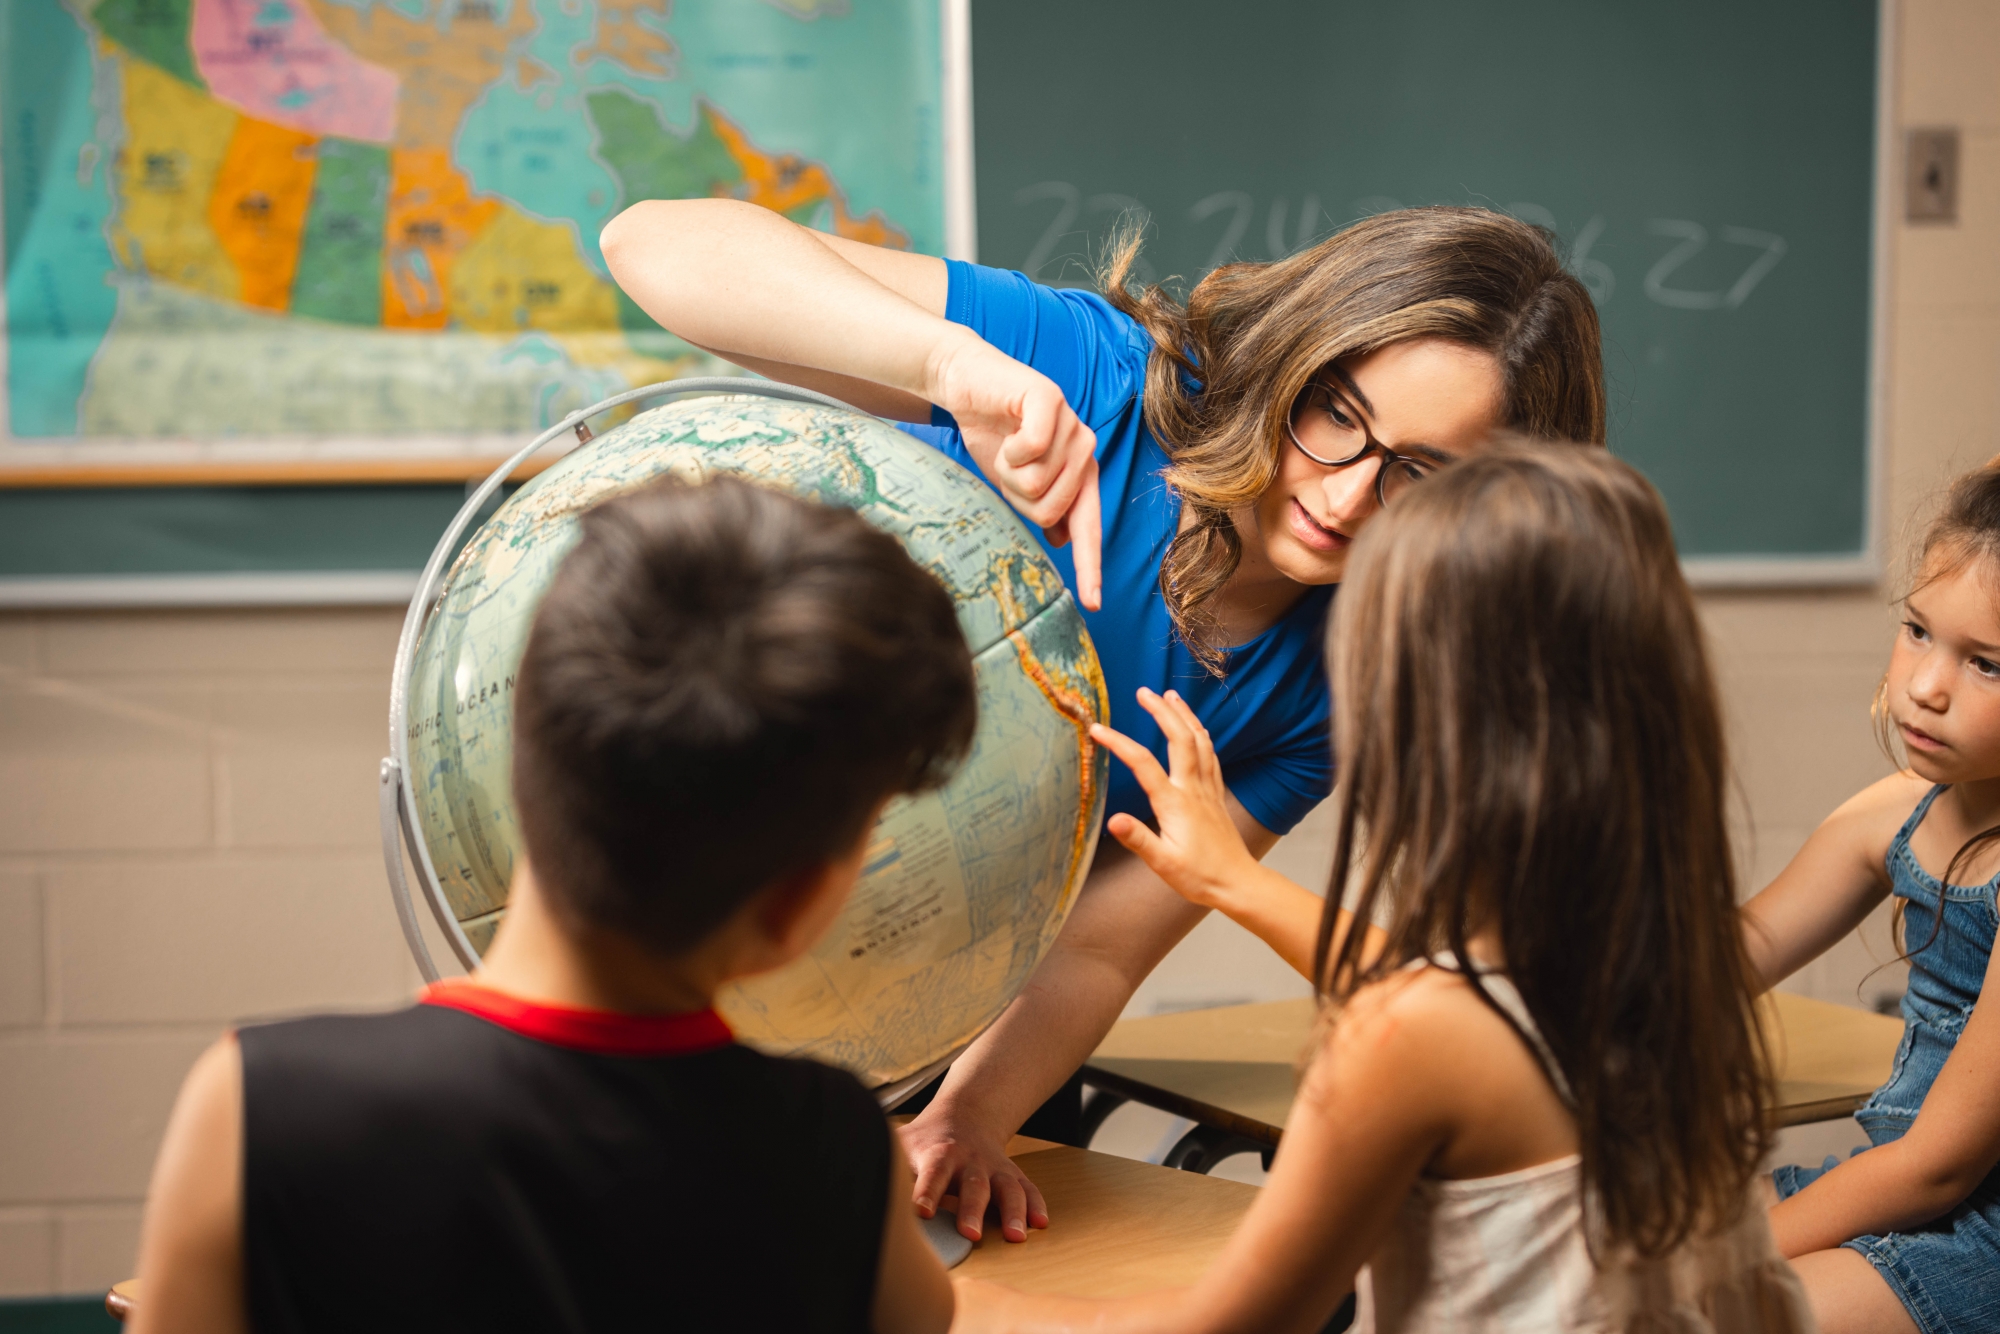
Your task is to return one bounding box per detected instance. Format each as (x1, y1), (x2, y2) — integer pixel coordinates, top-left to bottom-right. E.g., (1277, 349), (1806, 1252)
(1355, 964), (1814, 1334)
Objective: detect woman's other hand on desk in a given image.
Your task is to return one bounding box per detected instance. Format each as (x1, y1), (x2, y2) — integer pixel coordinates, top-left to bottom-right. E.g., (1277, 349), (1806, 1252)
(1093, 690), (1261, 911)
(900, 1114), (1049, 1245)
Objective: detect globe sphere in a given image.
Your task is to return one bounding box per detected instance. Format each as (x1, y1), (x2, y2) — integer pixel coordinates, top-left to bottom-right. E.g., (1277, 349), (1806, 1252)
(404, 394), (1109, 1089)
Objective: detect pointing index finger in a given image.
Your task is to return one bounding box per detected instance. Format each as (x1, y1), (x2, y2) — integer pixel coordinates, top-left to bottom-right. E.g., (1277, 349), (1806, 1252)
(1069, 455), (1103, 611)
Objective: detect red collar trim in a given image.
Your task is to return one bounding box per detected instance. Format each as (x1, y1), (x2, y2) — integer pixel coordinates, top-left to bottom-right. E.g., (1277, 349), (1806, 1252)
(421, 981), (734, 1056)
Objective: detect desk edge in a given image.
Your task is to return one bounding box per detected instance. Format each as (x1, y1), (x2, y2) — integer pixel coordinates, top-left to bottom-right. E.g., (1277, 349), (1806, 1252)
(1772, 1093), (1869, 1129)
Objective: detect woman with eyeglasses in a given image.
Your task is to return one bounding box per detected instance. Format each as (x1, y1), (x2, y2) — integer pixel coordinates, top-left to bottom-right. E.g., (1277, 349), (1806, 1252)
(600, 200), (1606, 1243)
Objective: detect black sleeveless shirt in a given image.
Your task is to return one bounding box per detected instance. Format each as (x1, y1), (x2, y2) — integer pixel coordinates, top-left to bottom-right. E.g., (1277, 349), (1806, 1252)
(237, 984), (889, 1334)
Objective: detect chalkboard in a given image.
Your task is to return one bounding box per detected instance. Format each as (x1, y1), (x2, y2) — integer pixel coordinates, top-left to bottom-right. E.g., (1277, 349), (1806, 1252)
(0, 0), (1880, 601)
(0, 483), (510, 606)
(971, 0), (1882, 574)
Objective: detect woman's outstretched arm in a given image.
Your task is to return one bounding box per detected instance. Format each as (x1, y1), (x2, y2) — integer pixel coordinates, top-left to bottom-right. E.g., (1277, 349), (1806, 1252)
(602, 198), (949, 418)
(599, 199), (1102, 607)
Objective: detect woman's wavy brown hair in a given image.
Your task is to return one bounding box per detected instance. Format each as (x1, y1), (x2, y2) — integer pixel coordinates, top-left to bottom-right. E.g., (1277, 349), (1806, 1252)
(1313, 442), (1772, 1257)
(1102, 206), (1605, 671)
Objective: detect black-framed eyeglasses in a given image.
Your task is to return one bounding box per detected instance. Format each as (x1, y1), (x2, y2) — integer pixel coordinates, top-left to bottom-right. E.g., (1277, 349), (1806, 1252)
(1285, 382), (1437, 508)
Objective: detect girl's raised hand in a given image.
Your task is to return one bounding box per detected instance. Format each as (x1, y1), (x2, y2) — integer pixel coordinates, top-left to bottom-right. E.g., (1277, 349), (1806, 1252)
(926, 334), (1102, 610)
(1091, 689), (1260, 908)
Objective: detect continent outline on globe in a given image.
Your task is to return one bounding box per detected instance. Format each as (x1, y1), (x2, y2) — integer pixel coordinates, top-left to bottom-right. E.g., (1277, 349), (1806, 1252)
(403, 394), (1110, 1089)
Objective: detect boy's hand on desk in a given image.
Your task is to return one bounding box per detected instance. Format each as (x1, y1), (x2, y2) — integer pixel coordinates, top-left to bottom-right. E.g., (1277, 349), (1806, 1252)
(1092, 690), (1261, 911)
(900, 1114), (1048, 1244)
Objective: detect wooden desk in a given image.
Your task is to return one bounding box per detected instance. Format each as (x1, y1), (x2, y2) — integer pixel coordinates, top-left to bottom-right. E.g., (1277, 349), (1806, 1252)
(1083, 990), (1905, 1152)
(954, 1135), (1257, 1296)
(107, 1139), (1256, 1321)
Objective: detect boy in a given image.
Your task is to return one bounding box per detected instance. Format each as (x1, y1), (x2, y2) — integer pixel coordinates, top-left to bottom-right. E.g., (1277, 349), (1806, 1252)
(129, 476), (972, 1334)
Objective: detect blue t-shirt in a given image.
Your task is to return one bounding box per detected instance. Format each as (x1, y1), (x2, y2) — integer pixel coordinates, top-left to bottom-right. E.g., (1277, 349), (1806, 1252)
(899, 260), (1333, 836)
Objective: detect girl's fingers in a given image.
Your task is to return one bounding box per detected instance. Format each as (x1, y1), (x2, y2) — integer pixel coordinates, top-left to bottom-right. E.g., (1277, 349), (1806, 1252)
(1141, 688), (1201, 780)
(1090, 723), (1170, 795)
(1106, 812), (1170, 872)
(1165, 690), (1222, 784)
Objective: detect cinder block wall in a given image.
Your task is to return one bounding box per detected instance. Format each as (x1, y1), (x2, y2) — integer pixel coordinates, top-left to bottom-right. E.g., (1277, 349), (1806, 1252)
(2, 0), (1995, 1297)
(0, 612), (425, 1294)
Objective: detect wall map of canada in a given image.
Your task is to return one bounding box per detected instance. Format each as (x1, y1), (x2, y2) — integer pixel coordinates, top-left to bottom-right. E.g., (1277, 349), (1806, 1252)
(2, 0), (944, 440)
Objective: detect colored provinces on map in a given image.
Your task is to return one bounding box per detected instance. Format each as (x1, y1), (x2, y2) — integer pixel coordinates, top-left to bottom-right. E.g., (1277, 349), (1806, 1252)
(5, 0), (935, 437)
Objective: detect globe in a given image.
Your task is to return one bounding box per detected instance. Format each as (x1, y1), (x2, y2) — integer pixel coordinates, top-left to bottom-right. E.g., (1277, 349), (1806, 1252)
(403, 393), (1109, 1090)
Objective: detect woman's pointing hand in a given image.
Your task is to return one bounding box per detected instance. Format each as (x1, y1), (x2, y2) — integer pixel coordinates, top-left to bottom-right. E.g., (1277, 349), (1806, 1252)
(928, 334), (1102, 610)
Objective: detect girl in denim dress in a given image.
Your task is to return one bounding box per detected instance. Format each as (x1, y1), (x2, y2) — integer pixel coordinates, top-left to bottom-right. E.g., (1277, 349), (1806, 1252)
(1744, 460), (2000, 1334)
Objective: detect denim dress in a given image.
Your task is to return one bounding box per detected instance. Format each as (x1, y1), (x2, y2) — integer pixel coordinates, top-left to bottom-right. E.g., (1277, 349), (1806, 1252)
(1772, 785), (2000, 1333)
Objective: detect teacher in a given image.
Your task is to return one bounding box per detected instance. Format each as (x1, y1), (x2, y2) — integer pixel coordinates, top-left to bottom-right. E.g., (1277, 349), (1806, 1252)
(601, 200), (1605, 1242)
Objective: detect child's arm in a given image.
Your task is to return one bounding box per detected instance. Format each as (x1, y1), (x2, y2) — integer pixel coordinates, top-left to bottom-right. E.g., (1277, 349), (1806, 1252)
(127, 1036), (246, 1334)
(949, 976), (1471, 1333)
(1090, 691), (1371, 981)
(873, 1134), (955, 1334)
(1771, 937), (2000, 1255)
(1738, 773), (1919, 990)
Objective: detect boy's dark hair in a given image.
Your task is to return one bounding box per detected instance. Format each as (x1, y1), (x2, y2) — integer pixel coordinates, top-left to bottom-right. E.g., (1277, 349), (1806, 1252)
(512, 475), (977, 956)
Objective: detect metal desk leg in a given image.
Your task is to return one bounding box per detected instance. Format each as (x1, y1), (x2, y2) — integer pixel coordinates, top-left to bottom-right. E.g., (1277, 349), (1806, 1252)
(1161, 1124), (1274, 1174)
(1078, 1085), (1128, 1148)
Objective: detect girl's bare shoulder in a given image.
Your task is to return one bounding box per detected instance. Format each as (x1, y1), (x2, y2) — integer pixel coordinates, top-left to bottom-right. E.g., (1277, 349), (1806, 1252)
(1315, 966), (1541, 1087)
(1310, 966), (1576, 1172)
(1821, 771), (1933, 857)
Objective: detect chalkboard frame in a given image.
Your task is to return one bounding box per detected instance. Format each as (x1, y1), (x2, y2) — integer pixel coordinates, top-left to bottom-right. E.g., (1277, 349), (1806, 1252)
(1669, 0), (1890, 590)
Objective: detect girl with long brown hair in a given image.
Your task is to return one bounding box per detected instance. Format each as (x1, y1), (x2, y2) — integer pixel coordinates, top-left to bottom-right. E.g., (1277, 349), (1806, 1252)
(961, 444), (1810, 1332)
(601, 199), (1604, 1240)
(1743, 459), (2000, 1334)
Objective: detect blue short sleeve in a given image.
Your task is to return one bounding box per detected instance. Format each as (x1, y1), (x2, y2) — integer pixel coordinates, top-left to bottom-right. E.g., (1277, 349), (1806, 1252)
(1222, 710), (1334, 837)
(928, 260), (1151, 442)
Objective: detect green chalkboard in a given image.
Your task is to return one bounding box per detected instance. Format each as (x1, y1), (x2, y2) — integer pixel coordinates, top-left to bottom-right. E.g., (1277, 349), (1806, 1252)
(971, 0), (1879, 565)
(0, 486), (471, 578)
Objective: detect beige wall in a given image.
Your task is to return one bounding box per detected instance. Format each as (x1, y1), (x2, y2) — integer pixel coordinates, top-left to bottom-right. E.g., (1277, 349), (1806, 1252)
(2, 0), (1995, 1297)
(0, 609), (426, 1294)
